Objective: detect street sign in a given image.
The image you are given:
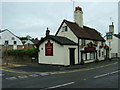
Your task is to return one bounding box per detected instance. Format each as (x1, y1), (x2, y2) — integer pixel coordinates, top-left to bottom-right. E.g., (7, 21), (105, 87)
(106, 32), (113, 39)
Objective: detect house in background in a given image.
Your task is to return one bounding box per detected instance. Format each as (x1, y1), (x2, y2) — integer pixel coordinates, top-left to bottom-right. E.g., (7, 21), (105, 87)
(38, 7), (107, 66)
(19, 36), (39, 49)
(0, 29), (23, 52)
(105, 23), (120, 58)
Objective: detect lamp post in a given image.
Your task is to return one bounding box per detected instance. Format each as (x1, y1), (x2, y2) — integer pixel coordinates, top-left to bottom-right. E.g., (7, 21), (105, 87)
(4, 42), (9, 65)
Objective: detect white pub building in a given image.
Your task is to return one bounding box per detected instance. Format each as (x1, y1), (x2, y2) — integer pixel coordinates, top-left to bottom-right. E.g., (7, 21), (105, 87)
(38, 7), (108, 66)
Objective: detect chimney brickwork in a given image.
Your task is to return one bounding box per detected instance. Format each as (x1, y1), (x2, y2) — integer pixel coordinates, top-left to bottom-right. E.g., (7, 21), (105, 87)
(74, 6), (83, 28)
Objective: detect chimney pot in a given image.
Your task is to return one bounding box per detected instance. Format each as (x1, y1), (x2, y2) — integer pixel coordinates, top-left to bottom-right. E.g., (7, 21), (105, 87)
(75, 6), (82, 11)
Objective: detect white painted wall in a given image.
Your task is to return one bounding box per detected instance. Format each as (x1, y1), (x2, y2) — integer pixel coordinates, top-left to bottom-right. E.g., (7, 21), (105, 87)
(118, 38), (120, 57)
(105, 35), (119, 58)
(64, 45), (78, 65)
(39, 40), (64, 65)
(111, 36), (118, 55)
(38, 39), (78, 66)
(56, 23), (78, 43)
(0, 30), (23, 46)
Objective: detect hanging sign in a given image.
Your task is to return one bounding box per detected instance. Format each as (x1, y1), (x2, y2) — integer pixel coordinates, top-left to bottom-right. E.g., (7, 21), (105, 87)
(106, 32), (113, 39)
(45, 41), (53, 56)
(84, 47), (96, 51)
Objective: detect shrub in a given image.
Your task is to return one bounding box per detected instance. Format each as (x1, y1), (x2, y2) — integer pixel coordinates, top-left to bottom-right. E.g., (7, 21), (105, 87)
(5, 48), (38, 59)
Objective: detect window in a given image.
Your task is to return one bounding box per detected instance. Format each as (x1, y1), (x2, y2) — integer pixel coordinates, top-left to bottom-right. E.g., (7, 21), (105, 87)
(4, 41), (9, 47)
(12, 37), (15, 40)
(5, 41), (9, 45)
(102, 51), (104, 57)
(81, 39), (86, 45)
(101, 42), (105, 45)
(99, 50), (101, 57)
(14, 41), (17, 44)
(28, 43), (30, 47)
(90, 53), (93, 59)
(62, 26), (67, 32)
(94, 41), (98, 45)
(101, 42), (103, 45)
(109, 41), (111, 47)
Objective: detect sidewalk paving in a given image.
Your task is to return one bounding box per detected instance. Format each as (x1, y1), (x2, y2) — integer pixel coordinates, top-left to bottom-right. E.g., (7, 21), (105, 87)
(1, 58), (119, 73)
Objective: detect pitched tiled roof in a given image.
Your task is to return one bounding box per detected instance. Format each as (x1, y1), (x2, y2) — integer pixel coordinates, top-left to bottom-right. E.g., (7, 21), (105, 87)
(38, 35), (77, 46)
(56, 20), (105, 41)
(31, 39), (39, 44)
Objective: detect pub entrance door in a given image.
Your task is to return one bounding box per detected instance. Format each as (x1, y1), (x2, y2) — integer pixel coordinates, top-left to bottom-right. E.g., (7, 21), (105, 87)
(69, 48), (75, 65)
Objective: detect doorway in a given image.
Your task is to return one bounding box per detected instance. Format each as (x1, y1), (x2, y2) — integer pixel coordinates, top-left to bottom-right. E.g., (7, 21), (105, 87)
(69, 48), (75, 65)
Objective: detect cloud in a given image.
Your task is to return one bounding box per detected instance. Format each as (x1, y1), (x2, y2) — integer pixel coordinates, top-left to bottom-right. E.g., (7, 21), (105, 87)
(1, 2), (118, 39)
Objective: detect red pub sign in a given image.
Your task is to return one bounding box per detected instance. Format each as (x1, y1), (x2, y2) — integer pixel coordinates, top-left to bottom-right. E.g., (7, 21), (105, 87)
(45, 41), (53, 56)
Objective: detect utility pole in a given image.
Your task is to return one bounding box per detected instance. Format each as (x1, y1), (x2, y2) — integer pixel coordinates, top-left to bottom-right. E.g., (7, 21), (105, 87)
(4, 42), (8, 65)
(71, 0), (75, 20)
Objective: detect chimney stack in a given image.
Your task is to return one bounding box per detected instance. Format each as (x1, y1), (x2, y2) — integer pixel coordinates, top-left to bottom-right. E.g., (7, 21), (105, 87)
(74, 6), (83, 28)
(109, 22), (114, 33)
(46, 27), (50, 36)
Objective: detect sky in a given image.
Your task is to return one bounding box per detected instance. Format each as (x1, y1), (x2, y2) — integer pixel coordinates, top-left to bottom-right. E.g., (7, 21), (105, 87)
(0, 1), (119, 39)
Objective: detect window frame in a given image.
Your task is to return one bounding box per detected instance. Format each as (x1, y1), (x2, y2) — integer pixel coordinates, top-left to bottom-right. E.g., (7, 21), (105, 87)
(62, 26), (67, 32)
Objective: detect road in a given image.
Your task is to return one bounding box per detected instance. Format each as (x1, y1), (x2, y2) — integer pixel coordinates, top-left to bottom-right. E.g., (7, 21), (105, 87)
(1, 59), (119, 89)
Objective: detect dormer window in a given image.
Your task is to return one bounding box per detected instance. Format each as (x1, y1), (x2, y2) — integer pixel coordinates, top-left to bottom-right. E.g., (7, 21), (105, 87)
(62, 26), (67, 32)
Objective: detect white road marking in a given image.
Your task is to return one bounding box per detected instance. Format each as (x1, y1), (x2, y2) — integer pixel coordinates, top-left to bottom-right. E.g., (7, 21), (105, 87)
(50, 72), (57, 75)
(40, 73), (48, 76)
(29, 74), (39, 77)
(0, 74), (2, 76)
(18, 75), (28, 79)
(6, 77), (17, 80)
(42, 82), (75, 90)
(94, 70), (120, 78)
(0, 73), (4, 76)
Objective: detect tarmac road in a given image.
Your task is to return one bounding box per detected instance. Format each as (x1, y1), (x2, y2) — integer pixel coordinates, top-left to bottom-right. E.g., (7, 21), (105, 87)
(1, 59), (120, 89)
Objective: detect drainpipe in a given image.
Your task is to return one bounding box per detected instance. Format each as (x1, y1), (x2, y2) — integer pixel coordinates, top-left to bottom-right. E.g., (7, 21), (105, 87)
(78, 38), (79, 64)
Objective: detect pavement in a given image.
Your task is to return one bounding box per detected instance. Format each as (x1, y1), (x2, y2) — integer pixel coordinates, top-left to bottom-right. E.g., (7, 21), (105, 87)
(1, 58), (119, 74)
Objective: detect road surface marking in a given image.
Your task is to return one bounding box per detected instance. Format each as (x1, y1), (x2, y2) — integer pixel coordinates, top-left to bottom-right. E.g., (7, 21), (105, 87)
(40, 73), (49, 76)
(0, 73), (4, 76)
(18, 75), (28, 79)
(94, 70), (120, 78)
(42, 82), (75, 90)
(83, 78), (87, 80)
(29, 74), (39, 77)
(6, 77), (17, 80)
(50, 72), (58, 75)
(0, 74), (2, 76)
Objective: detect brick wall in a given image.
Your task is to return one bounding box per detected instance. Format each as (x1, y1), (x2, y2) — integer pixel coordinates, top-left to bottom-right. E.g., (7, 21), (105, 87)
(24, 44), (35, 49)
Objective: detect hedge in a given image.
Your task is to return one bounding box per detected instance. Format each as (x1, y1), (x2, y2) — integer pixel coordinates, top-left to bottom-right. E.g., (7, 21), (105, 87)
(4, 48), (39, 58)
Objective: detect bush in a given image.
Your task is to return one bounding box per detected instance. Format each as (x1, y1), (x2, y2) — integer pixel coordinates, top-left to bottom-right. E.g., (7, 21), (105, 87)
(5, 48), (39, 59)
